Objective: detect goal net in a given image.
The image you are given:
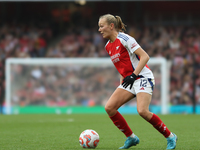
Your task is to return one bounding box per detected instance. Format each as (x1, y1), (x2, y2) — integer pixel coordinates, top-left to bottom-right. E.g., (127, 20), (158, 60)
(5, 57), (170, 114)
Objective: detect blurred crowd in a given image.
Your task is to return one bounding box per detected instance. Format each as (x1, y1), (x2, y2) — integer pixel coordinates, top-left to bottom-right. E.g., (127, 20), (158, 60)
(0, 22), (52, 59)
(11, 65), (119, 106)
(10, 61), (162, 107)
(1, 21), (200, 107)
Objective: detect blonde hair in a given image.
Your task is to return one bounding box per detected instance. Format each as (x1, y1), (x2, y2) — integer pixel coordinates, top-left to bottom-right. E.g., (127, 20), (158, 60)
(99, 14), (126, 32)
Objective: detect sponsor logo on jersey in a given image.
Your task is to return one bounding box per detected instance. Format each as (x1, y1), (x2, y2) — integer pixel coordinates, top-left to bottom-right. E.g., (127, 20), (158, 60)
(111, 53), (120, 63)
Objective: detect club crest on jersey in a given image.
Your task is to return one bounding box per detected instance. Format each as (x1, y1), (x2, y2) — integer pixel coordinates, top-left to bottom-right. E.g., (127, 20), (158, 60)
(116, 46), (120, 50)
(109, 51), (111, 54)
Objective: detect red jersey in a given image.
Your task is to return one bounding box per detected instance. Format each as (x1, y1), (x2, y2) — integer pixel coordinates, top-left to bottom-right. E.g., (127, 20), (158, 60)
(105, 32), (154, 79)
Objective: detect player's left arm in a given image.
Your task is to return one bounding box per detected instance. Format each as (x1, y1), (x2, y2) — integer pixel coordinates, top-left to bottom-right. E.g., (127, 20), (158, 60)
(122, 47), (149, 89)
(125, 35), (149, 76)
(133, 47), (150, 76)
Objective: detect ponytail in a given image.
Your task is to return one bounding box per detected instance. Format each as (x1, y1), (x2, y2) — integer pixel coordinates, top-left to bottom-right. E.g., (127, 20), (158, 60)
(115, 16), (126, 32)
(99, 14), (126, 32)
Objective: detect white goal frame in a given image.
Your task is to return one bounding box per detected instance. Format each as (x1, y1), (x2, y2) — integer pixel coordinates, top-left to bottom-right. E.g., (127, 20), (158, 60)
(5, 57), (170, 114)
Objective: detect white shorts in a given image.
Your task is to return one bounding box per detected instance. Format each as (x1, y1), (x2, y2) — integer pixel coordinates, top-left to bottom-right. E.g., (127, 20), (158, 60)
(118, 78), (155, 95)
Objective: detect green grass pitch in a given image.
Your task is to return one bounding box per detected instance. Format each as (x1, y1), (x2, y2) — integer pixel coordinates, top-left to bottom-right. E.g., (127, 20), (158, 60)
(0, 114), (200, 150)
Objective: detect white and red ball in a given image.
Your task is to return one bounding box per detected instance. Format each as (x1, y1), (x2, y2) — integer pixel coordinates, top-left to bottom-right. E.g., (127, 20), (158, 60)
(79, 129), (100, 148)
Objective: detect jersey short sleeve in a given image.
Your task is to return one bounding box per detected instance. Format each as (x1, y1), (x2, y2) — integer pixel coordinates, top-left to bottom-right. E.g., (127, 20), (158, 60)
(118, 32), (140, 53)
(126, 36), (140, 53)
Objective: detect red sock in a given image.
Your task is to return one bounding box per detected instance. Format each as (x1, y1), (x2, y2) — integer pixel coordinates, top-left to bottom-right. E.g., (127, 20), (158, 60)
(148, 113), (171, 138)
(109, 111), (132, 137)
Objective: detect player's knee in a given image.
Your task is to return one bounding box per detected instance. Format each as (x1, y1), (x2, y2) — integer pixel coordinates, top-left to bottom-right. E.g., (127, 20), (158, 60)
(137, 108), (148, 118)
(105, 105), (112, 114)
(105, 105), (116, 116)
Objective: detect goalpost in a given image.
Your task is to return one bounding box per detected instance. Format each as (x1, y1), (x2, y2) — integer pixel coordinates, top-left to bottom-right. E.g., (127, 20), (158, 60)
(5, 57), (170, 114)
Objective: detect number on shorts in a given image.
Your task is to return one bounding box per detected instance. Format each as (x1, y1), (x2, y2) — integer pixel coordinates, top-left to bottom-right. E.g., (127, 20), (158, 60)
(140, 79), (147, 87)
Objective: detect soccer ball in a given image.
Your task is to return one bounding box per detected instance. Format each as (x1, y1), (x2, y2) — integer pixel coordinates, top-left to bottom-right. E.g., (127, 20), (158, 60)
(79, 129), (100, 148)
